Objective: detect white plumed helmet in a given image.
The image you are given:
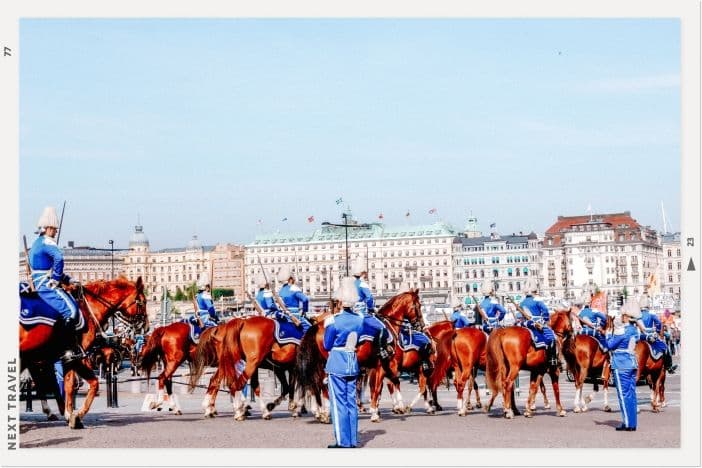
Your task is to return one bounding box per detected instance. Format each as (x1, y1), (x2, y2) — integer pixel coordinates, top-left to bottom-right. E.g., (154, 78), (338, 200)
(255, 273), (268, 289)
(481, 282), (493, 296)
(197, 272), (210, 291)
(335, 276), (359, 308)
(621, 299), (641, 320)
(638, 295), (651, 309)
(452, 300), (463, 309)
(37, 206), (59, 230)
(523, 278), (538, 295)
(277, 266), (293, 283)
(350, 256), (367, 277)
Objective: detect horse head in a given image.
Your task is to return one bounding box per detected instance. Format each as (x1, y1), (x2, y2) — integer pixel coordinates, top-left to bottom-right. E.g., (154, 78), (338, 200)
(550, 309), (574, 339)
(81, 276), (149, 333)
(378, 288), (425, 332)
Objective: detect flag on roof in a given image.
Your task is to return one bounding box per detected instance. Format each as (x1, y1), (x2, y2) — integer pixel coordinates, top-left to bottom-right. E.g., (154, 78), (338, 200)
(489, 222), (496, 228)
(257, 219), (263, 225)
(405, 211), (410, 218)
(307, 215), (315, 223)
(429, 208), (437, 214)
(335, 198), (343, 205)
(281, 217), (288, 222)
(378, 213), (384, 220)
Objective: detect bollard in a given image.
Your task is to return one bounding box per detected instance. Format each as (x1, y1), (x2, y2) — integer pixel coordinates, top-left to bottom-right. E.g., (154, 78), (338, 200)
(25, 378), (33, 412)
(105, 369), (113, 407)
(111, 370), (119, 407)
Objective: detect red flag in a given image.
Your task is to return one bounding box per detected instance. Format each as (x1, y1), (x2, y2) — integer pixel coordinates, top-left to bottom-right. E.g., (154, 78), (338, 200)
(307, 215), (315, 223)
(378, 213), (384, 220)
(405, 211), (410, 218)
(256, 219), (262, 225)
(591, 291), (607, 313)
(429, 208), (437, 214)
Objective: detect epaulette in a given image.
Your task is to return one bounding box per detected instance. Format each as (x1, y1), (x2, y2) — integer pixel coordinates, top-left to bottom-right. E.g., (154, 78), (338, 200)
(359, 281), (370, 288)
(290, 285), (302, 292)
(43, 237), (57, 246)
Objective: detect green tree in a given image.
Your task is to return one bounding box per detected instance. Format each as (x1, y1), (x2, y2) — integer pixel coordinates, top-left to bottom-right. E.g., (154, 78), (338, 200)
(213, 288), (234, 300)
(185, 282), (198, 301)
(174, 286), (184, 301)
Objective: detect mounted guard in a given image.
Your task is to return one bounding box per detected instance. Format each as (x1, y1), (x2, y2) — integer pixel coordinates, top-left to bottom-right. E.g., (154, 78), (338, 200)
(449, 301), (471, 329)
(195, 272), (220, 324)
(350, 256), (394, 364)
(635, 295), (677, 374)
(518, 278), (559, 370)
(254, 273), (280, 318)
(477, 282), (506, 334)
(277, 266), (311, 334)
(575, 292), (608, 351)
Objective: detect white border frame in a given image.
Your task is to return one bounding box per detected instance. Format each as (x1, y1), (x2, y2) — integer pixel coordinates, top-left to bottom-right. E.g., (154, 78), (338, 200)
(1, 1), (699, 467)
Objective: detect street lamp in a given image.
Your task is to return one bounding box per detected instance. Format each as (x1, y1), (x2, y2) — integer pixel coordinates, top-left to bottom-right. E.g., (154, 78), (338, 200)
(108, 239), (114, 280)
(322, 213), (370, 276)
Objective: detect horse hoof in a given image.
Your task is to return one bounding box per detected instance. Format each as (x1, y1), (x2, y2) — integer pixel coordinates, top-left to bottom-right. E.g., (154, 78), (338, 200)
(573, 407), (581, 413)
(661, 402), (667, 408)
(404, 406), (412, 414)
(558, 410), (566, 417)
(466, 404), (474, 411)
(585, 395), (593, 404)
(156, 408), (163, 412)
(300, 406), (308, 415)
(474, 403), (481, 409)
(543, 404), (551, 410)
(426, 407), (435, 415)
(436, 404), (444, 411)
(174, 410), (182, 416)
(234, 415), (246, 421)
(68, 413), (84, 429)
(505, 410), (515, 420)
(359, 407), (368, 413)
(47, 414), (59, 421)
(523, 411), (532, 419)
(213, 409), (218, 416)
(266, 403), (276, 412)
(458, 411), (467, 417)
(370, 414), (380, 423)
(581, 406), (588, 413)
(263, 413), (273, 421)
(603, 405), (611, 412)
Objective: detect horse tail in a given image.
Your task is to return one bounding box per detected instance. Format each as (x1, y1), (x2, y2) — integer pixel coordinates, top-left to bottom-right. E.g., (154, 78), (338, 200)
(188, 326), (220, 391)
(429, 332), (454, 391)
(485, 330), (505, 396)
(218, 318), (246, 389)
(140, 326), (166, 379)
(296, 323), (325, 409)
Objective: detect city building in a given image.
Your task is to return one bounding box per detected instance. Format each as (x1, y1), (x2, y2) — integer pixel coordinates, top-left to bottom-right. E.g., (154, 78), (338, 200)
(245, 212), (457, 306)
(541, 211), (662, 302)
(659, 232), (682, 305)
(452, 218), (541, 305)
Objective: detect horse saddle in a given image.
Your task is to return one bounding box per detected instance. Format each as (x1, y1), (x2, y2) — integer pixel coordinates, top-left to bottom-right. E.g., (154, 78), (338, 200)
(183, 317), (216, 344)
(272, 317), (303, 346)
(19, 283), (85, 331)
(525, 327), (548, 349)
(398, 329), (422, 352)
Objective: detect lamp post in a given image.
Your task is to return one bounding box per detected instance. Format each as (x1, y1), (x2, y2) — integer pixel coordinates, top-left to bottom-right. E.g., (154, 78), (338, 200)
(108, 239), (114, 280)
(322, 213), (370, 277)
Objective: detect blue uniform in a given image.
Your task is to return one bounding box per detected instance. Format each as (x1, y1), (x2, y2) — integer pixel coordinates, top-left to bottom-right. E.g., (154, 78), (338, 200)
(450, 310), (471, 329)
(578, 306), (608, 349)
(255, 289), (280, 318)
(519, 295), (555, 346)
(482, 298), (507, 333)
(279, 283), (311, 334)
(606, 324), (639, 430)
(324, 308), (364, 448)
(400, 320), (431, 349)
(354, 278), (392, 345)
(196, 290), (219, 324)
(639, 309), (667, 356)
(28, 234), (78, 324)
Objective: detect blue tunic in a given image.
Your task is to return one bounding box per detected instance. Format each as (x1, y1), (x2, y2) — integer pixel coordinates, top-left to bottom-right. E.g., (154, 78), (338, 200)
(323, 308), (364, 448)
(482, 299), (507, 333)
(255, 289), (280, 318)
(639, 309), (667, 355)
(196, 291), (219, 323)
(519, 295), (554, 346)
(278, 283), (311, 333)
(354, 278), (375, 312)
(606, 324), (639, 430)
(450, 310), (470, 329)
(577, 306), (608, 349)
(28, 235), (78, 322)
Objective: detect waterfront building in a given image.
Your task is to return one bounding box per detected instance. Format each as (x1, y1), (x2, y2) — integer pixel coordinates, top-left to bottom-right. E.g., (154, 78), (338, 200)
(659, 232), (682, 306)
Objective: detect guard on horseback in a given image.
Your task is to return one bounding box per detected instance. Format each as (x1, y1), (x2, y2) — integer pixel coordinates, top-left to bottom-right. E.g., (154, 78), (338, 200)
(195, 273), (220, 324)
(575, 293), (608, 350)
(254, 273), (280, 317)
(450, 301), (471, 329)
(636, 295), (677, 374)
(277, 266), (311, 334)
(399, 318), (434, 375)
(350, 257), (394, 362)
(478, 283), (506, 334)
(518, 279), (559, 370)
(27, 206), (84, 365)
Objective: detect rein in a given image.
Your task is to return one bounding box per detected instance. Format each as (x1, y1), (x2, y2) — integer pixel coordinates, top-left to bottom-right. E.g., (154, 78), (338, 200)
(75, 283), (146, 338)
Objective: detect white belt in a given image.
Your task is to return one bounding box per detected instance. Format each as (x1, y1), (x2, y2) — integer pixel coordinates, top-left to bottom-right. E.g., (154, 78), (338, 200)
(332, 346), (355, 352)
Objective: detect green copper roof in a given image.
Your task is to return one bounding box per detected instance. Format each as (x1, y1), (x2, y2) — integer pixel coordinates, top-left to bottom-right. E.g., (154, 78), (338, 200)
(247, 222), (457, 246)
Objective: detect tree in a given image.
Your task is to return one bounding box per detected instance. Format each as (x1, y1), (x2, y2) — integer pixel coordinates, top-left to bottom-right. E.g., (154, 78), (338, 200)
(213, 288), (234, 300)
(185, 282), (198, 301)
(174, 286), (184, 301)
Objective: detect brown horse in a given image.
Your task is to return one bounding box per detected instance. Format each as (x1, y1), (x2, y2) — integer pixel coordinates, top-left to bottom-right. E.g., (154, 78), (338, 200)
(20, 276), (147, 428)
(484, 310), (570, 419)
(189, 315), (302, 421)
(140, 320), (227, 415)
(634, 340), (666, 412)
(562, 312), (613, 413)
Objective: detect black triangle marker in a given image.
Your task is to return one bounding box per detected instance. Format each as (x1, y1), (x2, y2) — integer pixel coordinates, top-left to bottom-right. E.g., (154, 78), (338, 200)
(688, 258), (696, 271)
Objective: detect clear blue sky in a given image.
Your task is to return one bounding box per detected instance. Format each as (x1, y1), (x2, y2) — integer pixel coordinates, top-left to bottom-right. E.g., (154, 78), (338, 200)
(19, 19), (680, 250)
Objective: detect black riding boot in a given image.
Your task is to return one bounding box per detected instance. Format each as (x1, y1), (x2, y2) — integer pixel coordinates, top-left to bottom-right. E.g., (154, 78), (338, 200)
(663, 351), (677, 374)
(420, 346), (434, 376)
(60, 317), (85, 367)
(547, 343), (560, 370)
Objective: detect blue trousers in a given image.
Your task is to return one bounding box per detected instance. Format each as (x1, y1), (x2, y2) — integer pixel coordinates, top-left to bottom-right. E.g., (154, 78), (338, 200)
(53, 361), (65, 399)
(363, 315), (393, 343)
(613, 368), (637, 429)
(290, 313), (312, 335)
(37, 286), (78, 321)
(328, 374), (358, 448)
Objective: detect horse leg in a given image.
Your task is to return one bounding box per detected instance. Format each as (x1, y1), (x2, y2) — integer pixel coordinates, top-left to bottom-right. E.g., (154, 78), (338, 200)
(368, 367), (384, 423)
(602, 362), (612, 412)
(68, 361), (99, 429)
(502, 365), (521, 419)
(524, 372), (539, 418)
(659, 372), (667, 409)
(540, 378), (550, 409)
(202, 367), (222, 418)
(456, 366), (470, 416)
(473, 368), (483, 409)
(356, 375), (367, 413)
(549, 370), (566, 417)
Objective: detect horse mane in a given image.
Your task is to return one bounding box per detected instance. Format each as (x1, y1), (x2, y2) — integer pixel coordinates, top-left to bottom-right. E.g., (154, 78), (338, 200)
(84, 275), (134, 295)
(377, 289), (418, 317)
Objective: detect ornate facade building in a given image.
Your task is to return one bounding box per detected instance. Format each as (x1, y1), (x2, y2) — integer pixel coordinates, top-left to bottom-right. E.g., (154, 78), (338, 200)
(452, 216), (542, 305)
(540, 211), (662, 301)
(659, 232), (682, 303)
(245, 213), (457, 305)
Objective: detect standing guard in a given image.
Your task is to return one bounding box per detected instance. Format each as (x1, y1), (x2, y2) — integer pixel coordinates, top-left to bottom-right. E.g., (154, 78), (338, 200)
(606, 301), (640, 431)
(636, 295), (677, 374)
(277, 266), (311, 334)
(519, 278), (559, 369)
(324, 276), (364, 448)
(350, 257), (394, 362)
(29, 206), (84, 365)
(195, 273), (219, 326)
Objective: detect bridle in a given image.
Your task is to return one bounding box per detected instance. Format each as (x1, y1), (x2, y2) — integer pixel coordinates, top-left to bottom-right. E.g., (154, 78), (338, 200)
(375, 293), (424, 332)
(75, 283), (147, 336)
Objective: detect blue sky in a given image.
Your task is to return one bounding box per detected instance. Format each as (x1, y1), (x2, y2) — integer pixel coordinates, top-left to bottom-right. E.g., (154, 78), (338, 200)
(19, 19), (680, 250)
